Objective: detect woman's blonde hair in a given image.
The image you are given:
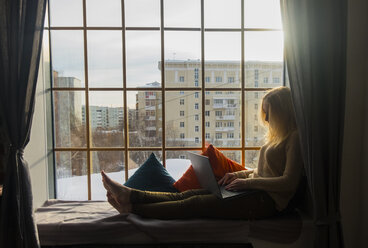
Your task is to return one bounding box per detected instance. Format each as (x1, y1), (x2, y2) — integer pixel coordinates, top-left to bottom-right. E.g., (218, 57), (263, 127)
(260, 86), (297, 146)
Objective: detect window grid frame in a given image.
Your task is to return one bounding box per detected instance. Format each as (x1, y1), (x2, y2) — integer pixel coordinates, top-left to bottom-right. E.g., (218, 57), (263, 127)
(47, 0), (284, 200)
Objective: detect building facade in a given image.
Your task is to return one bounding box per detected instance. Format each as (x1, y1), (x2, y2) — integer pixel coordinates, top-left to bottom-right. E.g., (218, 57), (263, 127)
(136, 60), (284, 163)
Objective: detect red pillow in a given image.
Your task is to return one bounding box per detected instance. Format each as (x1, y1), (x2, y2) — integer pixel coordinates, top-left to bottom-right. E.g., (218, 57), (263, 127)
(173, 144), (246, 192)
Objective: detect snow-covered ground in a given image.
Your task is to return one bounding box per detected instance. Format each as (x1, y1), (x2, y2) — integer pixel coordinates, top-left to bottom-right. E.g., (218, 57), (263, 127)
(56, 159), (191, 201)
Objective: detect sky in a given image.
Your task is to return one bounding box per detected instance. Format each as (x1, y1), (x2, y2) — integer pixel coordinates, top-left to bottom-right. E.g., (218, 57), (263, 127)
(48, 0), (283, 107)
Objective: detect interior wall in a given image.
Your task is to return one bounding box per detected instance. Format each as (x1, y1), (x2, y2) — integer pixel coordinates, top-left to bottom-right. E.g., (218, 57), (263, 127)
(24, 50), (49, 209)
(341, 0), (368, 247)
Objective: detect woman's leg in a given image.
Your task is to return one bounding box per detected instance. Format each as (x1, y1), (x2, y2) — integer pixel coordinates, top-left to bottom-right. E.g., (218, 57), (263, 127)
(132, 191), (278, 220)
(130, 188), (210, 204)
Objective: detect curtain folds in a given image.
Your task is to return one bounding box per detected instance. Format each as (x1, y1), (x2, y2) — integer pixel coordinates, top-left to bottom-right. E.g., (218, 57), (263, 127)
(0, 0), (46, 247)
(280, 0), (347, 247)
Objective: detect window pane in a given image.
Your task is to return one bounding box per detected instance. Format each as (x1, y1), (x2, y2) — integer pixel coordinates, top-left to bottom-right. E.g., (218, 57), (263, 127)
(54, 91), (86, 147)
(56, 151), (87, 200)
(165, 31), (201, 61)
(128, 91), (162, 147)
(165, 31), (201, 88)
(245, 61), (283, 88)
(245, 31), (284, 62)
(89, 91), (124, 147)
(51, 31), (85, 87)
(91, 151), (125, 200)
(205, 32), (241, 88)
(205, 0), (241, 28)
(244, 0), (282, 29)
(245, 150), (260, 169)
(86, 0), (121, 27)
(128, 151), (162, 177)
(166, 91), (202, 147)
(87, 31), (123, 88)
(126, 31), (161, 87)
(50, 0), (83, 27)
(166, 151), (200, 180)
(244, 91), (267, 146)
(205, 91), (241, 147)
(221, 150), (241, 164)
(165, 0), (200, 28)
(125, 0), (160, 27)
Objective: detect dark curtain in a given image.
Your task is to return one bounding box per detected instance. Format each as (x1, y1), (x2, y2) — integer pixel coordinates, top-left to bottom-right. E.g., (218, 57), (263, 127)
(0, 0), (46, 247)
(280, 0), (346, 247)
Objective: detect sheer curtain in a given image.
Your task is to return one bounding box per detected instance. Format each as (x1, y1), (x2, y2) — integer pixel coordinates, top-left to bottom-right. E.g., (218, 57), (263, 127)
(0, 0), (46, 247)
(280, 0), (346, 247)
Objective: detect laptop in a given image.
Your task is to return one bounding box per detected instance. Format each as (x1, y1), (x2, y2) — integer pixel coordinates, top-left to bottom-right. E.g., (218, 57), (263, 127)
(188, 152), (258, 199)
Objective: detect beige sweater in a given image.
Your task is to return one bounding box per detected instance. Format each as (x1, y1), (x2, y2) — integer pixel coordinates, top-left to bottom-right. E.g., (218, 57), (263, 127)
(248, 130), (303, 211)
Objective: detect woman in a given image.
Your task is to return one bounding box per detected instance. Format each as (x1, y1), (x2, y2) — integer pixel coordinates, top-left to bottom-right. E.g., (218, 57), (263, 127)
(101, 86), (303, 220)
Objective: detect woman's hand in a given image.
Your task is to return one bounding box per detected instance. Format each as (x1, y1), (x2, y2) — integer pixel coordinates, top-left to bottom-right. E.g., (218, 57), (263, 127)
(218, 172), (238, 186)
(225, 178), (250, 191)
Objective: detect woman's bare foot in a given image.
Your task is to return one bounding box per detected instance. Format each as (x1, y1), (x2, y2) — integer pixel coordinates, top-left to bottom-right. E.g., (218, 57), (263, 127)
(101, 171), (132, 213)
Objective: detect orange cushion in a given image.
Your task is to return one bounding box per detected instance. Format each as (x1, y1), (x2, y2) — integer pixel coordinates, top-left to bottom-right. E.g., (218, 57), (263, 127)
(173, 144), (246, 192)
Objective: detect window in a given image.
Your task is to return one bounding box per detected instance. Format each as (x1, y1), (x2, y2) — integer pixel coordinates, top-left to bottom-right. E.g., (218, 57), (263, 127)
(226, 110), (235, 116)
(264, 77), (268, 83)
(194, 68), (199, 79)
(194, 103), (199, 109)
(214, 99), (223, 105)
(195, 126), (199, 132)
(215, 133), (222, 139)
(228, 122), (234, 127)
(216, 122), (222, 127)
(48, 0), (284, 200)
(180, 122), (184, 128)
(254, 69), (259, 80)
(205, 133), (210, 139)
(255, 92), (259, 98)
(227, 133), (234, 139)
(254, 126), (259, 132)
(179, 155), (186, 159)
(254, 104), (258, 110)
(273, 77), (280, 84)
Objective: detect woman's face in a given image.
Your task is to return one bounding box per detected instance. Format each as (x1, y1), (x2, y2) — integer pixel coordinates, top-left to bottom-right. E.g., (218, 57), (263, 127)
(263, 100), (269, 122)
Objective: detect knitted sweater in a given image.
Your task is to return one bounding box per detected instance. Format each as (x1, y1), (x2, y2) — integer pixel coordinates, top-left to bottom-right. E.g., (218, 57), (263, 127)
(248, 130), (303, 211)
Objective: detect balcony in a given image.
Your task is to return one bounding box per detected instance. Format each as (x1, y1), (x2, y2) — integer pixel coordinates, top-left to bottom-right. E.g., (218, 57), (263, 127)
(145, 116), (156, 121)
(215, 127), (235, 132)
(145, 106), (156, 110)
(145, 127), (156, 131)
(213, 104), (237, 109)
(215, 115), (235, 120)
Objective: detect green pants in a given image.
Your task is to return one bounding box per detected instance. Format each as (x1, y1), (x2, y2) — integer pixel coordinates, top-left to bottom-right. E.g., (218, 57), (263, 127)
(130, 189), (278, 220)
